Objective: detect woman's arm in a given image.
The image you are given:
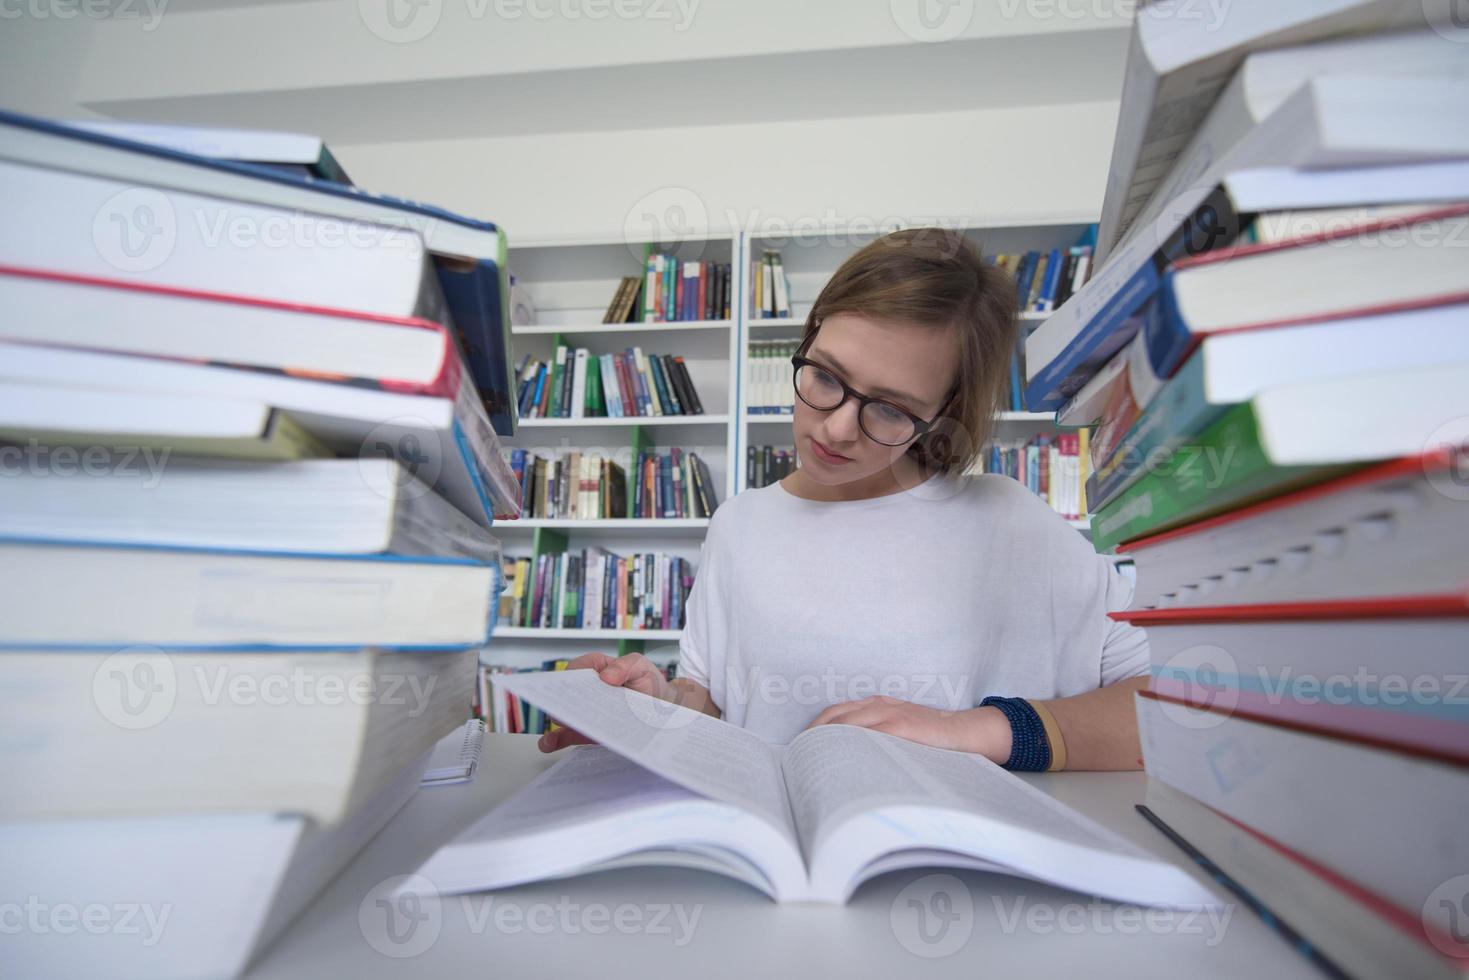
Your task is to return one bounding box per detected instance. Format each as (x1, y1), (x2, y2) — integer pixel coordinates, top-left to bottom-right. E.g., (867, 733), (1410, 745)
(806, 675), (1149, 771)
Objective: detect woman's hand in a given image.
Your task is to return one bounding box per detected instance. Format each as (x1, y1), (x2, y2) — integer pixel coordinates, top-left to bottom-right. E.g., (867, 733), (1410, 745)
(806, 697), (1013, 765)
(536, 652), (674, 753)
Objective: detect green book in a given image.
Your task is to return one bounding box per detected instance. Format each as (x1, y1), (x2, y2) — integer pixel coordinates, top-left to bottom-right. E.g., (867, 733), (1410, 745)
(547, 345), (566, 418)
(1089, 401), (1352, 553)
(585, 354), (605, 416)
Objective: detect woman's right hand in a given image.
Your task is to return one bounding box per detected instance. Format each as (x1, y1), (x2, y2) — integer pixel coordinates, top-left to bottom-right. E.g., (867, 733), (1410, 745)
(536, 652), (674, 753)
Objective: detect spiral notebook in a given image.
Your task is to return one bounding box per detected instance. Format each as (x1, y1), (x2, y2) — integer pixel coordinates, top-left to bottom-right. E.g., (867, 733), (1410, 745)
(420, 719), (486, 786)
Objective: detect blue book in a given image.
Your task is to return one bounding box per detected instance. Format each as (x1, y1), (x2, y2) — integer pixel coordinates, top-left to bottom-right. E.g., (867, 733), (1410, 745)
(649, 355), (678, 416)
(1012, 251), (1039, 307)
(1037, 247), (1064, 312)
(0, 108), (518, 436)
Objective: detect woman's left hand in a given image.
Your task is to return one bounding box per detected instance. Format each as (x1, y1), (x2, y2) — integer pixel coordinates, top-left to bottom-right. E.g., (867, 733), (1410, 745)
(806, 696), (1012, 764)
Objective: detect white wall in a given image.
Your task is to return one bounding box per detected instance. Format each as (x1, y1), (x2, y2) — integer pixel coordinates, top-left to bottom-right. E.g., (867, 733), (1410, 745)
(0, 0), (1128, 244)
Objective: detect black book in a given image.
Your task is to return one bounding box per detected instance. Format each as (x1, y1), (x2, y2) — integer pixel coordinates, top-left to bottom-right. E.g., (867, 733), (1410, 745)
(661, 355), (693, 417)
(670, 356), (704, 414)
(746, 446), (756, 488)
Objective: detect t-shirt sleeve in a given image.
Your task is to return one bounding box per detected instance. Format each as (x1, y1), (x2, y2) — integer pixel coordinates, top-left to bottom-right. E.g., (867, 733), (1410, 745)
(675, 514), (722, 690)
(1098, 557), (1149, 686)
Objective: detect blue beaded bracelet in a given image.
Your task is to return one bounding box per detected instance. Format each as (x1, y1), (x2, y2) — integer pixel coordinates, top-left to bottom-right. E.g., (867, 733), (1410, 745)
(980, 696), (1051, 772)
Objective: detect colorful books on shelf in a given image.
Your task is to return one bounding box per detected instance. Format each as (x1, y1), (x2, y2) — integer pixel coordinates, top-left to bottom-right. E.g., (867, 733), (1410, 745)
(0, 108), (520, 435)
(747, 445), (797, 489)
(972, 432), (1089, 522)
(641, 251), (730, 323)
(747, 339), (796, 414)
(474, 660), (680, 735)
(504, 447), (717, 520)
(751, 248), (792, 319)
(516, 344), (706, 419)
(1068, 21), (1469, 978)
(500, 548), (695, 632)
(991, 246), (1091, 316)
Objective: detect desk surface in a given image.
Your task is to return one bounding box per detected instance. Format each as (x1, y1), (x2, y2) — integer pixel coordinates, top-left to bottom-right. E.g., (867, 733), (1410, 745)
(247, 735), (1321, 980)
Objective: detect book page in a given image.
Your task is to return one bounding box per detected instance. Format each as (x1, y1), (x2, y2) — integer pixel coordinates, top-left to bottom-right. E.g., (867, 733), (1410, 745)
(785, 724), (1151, 858)
(495, 670), (794, 839)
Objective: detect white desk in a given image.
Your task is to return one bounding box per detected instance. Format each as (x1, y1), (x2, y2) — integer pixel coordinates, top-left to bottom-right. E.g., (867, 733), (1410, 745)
(246, 735), (1322, 979)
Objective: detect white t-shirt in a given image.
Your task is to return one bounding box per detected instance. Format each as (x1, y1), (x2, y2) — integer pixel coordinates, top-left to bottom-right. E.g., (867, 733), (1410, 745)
(676, 470), (1148, 744)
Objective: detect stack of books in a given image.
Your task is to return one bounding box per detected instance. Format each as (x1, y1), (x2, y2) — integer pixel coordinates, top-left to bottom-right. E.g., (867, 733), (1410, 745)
(501, 548), (695, 632)
(516, 344), (706, 418)
(0, 113), (520, 980)
(640, 252), (731, 322)
(1024, 11), (1469, 978)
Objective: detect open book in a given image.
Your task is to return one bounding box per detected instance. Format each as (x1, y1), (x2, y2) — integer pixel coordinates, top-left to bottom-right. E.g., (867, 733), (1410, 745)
(406, 671), (1218, 906)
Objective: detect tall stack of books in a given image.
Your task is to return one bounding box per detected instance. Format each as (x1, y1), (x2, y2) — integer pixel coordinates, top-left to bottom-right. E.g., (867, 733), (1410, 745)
(0, 113), (521, 980)
(1023, 9), (1469, 978)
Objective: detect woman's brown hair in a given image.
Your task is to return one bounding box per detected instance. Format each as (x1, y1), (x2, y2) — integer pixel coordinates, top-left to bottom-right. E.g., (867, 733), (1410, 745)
(800, 227), (1019, 474)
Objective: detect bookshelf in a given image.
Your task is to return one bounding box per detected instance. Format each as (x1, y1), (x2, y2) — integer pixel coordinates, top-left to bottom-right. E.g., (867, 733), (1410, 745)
(488, 224), (1110, 667)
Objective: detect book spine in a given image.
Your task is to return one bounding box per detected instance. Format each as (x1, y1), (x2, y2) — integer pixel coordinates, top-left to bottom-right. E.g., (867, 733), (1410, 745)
(570, 348), (588, 419)
(1090, 403), (1335, 552)
(650, 354), (678, 415)
(674, 356), (702, 415)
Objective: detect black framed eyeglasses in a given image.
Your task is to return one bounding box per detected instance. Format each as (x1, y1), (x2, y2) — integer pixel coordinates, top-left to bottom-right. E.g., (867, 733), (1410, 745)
(790, 349), (957, 447)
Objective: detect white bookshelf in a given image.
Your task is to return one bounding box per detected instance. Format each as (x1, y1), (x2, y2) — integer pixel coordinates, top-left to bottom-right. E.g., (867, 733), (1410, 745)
(488, 224), (1109, 667)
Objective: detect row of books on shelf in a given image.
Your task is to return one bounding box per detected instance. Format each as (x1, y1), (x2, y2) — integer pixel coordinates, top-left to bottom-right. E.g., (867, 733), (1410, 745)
(500, 550), (695, 632)
(748, 444), (797, 489)
(624, 253), (732, 323)
(751, 248), (793, 319)
(1025, 13), (1468, 978)
(990, 247), (1092, 316)
(474, 661), (679, 734)
(973, 433), (1089, 522)
(747, 339), (797, 414)
(515, 345), (706, 419)
(506, 447), (719, 520)
(0, 113), (521, 980)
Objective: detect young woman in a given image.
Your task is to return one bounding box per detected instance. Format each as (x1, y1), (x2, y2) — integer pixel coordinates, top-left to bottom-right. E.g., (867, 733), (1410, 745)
(540, 228), (1148, 771)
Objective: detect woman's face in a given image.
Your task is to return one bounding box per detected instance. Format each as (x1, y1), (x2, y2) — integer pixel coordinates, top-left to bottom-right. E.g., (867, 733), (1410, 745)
(791, 312), (959, 490)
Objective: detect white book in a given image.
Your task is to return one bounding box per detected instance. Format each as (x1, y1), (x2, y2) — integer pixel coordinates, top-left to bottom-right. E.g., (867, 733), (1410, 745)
(2, 647), (469, 824)
(1095, 0), (1445, 263)
(0, 341), (519, 527)
(772, 254), (790, 317)
(1125, 27), (1469, 259)
(0, 455), (501, 562)
(633, 346), (661, 415)
(0, 541), (498, 648)
(69, 120), (348, 180)
(406, 670), (1220, 907)
(551, 345), (567, 416)
(1136, 692), (1469, 941)
(0, 265), (454, 387)
(598, 353), (619, 417)
(1, 113), (503, 262)
(1142, 781), (1466, 980)
(570, 347), (588, 419)
(0, 161), (438, 318)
